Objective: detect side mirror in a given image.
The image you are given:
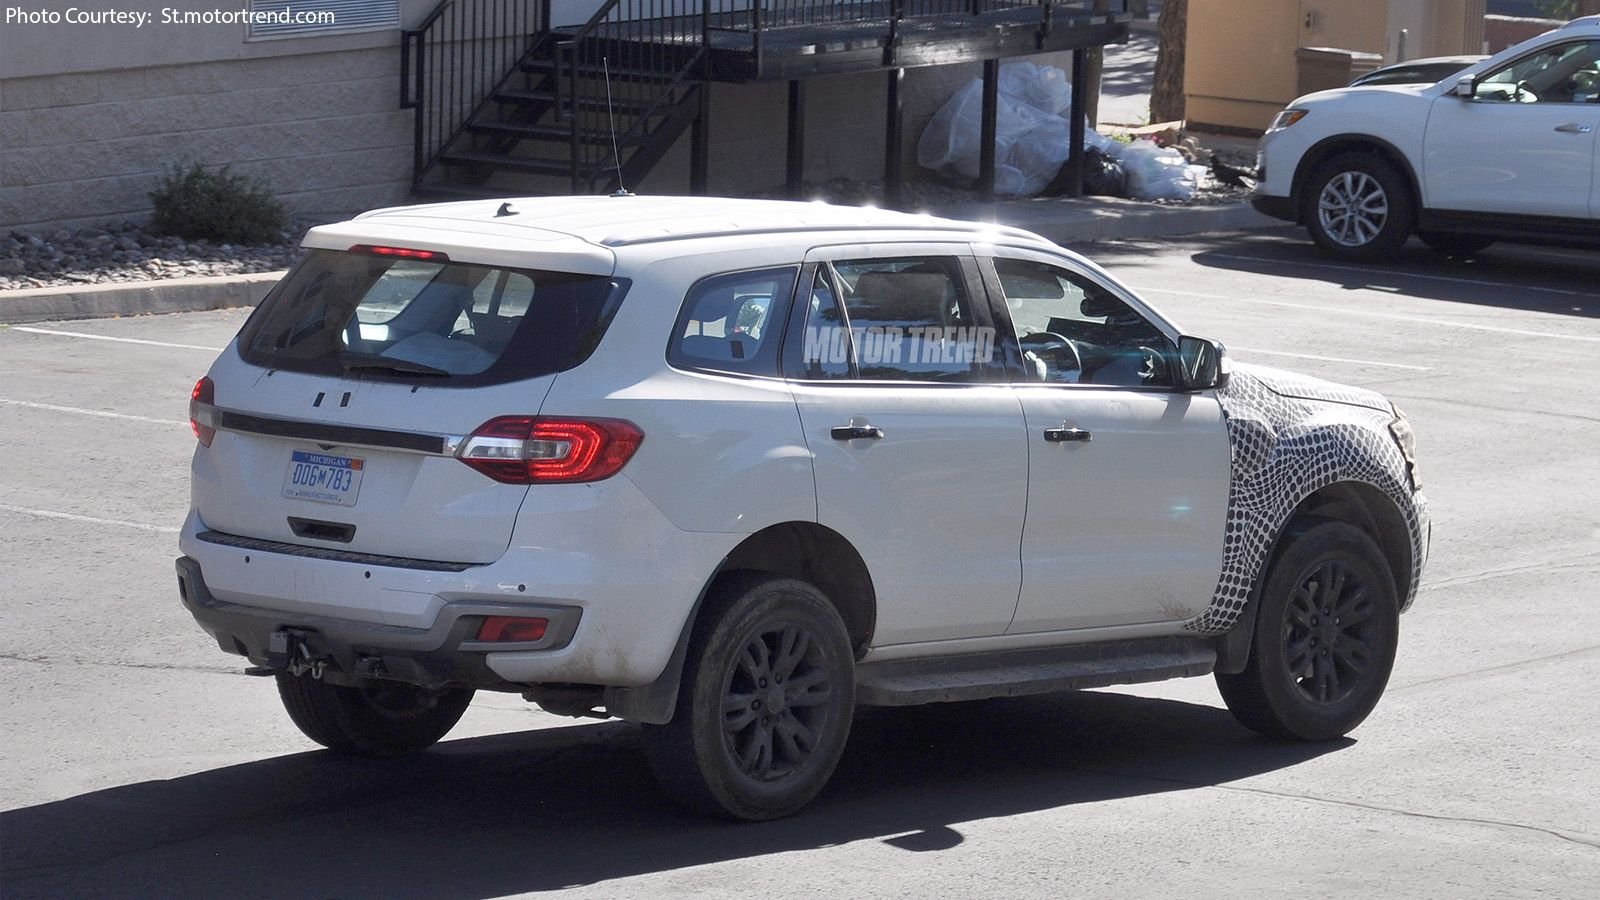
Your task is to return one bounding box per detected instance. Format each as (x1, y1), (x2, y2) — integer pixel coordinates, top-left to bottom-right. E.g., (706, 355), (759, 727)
(1177, 335), (1229, 391)
(1452, 75), (1476, 98)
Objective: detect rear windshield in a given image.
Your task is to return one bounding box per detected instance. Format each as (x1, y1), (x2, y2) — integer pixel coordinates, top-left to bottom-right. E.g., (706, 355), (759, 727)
(238, 249), (627, 385)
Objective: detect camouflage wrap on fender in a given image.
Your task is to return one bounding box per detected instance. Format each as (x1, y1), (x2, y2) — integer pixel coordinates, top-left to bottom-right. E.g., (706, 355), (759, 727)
(1183, 364), (1428, 636)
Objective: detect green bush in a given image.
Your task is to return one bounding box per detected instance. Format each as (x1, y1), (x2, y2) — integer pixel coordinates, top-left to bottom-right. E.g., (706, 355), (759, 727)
(147, 163), (288, 244)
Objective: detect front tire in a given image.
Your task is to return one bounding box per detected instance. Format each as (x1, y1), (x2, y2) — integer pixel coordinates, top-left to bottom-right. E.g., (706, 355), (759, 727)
(642, 575), (855, 820)
(277, 673), (474, 756)
(1217, 520), (1400, 741)
(1305, 153), (1415, 261)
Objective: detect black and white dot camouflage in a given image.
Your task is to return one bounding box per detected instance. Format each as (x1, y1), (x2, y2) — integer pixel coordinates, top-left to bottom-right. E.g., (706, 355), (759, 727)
(1183, 365), (1428, 635)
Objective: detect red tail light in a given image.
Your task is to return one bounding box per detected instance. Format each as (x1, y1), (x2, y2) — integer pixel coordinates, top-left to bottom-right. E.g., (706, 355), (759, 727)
(190, 376), (216, 447)
(457, 416), (643, 484)
(477, 616), (549, 643)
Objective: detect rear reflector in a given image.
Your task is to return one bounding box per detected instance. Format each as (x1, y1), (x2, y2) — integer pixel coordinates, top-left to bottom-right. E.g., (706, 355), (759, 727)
(457, 416), (644, 484)
(477, 616), (549, 643)
(190, 376), (216, 447)
(349, 244), (449, 262)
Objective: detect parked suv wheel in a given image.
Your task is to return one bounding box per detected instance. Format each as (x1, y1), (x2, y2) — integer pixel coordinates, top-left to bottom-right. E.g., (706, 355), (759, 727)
(643, 575), (855, 820)
(1216, 520), (1399, 741)
(1305, 154), (1415, 261)
(276, 673), (474, 756)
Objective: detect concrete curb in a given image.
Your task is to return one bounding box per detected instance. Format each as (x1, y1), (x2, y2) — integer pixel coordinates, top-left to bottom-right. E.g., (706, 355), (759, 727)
(0, 271), (284, 325)
(930, 198), (1280, 244)
(0, 200), (1280, 324)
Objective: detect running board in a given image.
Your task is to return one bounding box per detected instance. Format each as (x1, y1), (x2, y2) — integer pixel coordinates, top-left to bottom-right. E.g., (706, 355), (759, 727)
(854, 637), (1217, 707)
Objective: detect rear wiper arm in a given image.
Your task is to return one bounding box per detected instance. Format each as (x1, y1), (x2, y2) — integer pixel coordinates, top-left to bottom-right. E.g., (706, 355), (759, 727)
(337, 352), (451, 377)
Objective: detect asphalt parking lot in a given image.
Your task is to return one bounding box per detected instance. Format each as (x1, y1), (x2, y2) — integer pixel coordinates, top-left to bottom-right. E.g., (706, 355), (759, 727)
(2, 228), (1598, 898)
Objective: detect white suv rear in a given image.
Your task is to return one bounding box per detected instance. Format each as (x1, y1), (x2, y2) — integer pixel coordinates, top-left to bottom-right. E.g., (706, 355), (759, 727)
(178, 196), (1428, 819)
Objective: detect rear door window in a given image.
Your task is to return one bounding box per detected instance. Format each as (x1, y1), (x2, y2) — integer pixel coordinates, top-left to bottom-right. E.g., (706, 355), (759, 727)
(238, 248), (626, 385)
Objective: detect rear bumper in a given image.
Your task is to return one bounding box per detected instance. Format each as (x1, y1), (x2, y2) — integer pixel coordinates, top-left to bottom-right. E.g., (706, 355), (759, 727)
(176, 555), (580, 691)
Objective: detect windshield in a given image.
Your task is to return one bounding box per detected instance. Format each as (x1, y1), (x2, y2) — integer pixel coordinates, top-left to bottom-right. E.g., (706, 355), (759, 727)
(238, 249), (626, 385)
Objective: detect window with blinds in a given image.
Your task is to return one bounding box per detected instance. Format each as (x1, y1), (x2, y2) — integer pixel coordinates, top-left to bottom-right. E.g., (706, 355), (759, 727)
(247, 0), (401, 38)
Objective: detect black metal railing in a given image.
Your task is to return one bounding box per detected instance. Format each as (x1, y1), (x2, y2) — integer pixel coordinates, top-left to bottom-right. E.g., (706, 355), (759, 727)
(559, 0), (706, 192)
(402, 0), (553, 184)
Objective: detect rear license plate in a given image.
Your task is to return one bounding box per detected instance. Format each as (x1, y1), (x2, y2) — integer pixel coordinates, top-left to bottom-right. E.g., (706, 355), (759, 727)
(282, 450), (364, 507)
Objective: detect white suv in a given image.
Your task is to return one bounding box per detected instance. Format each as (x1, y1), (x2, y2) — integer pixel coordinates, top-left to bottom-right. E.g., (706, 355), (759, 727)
(1254, 16), (1600, 259)
(178, 196), (1428, 819)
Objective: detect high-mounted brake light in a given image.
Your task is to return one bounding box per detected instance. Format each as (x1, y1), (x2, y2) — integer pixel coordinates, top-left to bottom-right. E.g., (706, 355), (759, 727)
(349, 244), (449, 262)
(189, 376), (216, 447)
(457, 416), (644, 484)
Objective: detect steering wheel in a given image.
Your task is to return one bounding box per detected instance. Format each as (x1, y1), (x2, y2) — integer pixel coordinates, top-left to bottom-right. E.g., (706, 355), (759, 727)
(1019, 331), (1082, 382)
(1138, 345), (1175, 386)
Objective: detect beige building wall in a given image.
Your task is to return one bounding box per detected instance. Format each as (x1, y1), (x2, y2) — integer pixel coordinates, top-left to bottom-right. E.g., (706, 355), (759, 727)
(1185, 0), (1488, 134)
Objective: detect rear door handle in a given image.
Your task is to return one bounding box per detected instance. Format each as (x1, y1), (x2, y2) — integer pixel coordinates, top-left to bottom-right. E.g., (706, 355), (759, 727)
(830, 424), (884, 441)
(1554, 123), (1593, 134)
(1043, 427), (1092, 443)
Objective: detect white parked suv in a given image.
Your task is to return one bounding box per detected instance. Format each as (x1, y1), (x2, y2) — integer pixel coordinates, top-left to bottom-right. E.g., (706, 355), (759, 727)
(1254, 15), (1600, 259)
(177, 196), (1428, 819)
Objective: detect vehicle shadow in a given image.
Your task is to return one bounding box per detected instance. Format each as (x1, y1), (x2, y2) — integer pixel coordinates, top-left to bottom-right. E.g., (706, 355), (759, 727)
(1084, 231), (1600, 319)
(1, 690), (1347, 899)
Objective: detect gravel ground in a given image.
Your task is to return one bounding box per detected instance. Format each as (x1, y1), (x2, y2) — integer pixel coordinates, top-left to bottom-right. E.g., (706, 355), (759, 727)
(2, 170), (1253, 292)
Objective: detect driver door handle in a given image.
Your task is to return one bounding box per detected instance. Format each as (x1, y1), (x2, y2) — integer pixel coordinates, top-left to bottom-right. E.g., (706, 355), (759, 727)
(831, 424), (884, 441)
(1043, 427), (1092, 443)
(1555, 123), (1593, 134)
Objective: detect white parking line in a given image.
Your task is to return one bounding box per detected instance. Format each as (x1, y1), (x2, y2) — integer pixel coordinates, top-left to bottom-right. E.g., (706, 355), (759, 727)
(1132, 285), (1600, 344)
(0, 398), (187, 426)
(9, 326), (224, 352)
(1227, 346), (1431, 371)
(1206, 253), (1598, 299)
(0, 504), (181, 534)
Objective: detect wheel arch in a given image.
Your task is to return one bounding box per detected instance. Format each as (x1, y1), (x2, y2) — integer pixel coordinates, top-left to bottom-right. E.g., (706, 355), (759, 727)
(1292, 134), (1423, 225)
(603, 521), (877, 724)
(1215, 479), (1415, 674)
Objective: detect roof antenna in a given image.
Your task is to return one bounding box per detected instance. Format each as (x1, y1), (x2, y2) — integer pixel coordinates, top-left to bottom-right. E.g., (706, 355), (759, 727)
(495, 202), (517, 217)
(603, 57), (632, 197)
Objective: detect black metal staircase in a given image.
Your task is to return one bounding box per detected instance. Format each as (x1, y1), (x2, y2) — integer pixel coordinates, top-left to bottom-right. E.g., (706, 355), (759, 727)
(401, 1), (1138, 200)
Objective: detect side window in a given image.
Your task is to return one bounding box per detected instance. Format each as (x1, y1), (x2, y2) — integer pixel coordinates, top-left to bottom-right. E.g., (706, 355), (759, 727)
(992, 257), (1175, 388)
(669, 266), (797, 376)
(1477, 41), (1600, 103)
(830, 256), (994, 382)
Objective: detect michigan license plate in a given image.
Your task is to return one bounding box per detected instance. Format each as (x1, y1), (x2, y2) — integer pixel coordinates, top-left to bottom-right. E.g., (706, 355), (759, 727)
(282, 450), (364, 507)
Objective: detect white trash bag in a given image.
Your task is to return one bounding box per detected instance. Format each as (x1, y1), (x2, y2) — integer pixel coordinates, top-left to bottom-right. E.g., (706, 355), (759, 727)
(998, 61), (1073, 116)
(916, 79), (1073, 197)
(1118, 139), (1202, 201)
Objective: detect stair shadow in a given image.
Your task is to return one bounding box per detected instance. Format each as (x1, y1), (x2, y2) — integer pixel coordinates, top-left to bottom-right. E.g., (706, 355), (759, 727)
(1, 690), (1346, 899)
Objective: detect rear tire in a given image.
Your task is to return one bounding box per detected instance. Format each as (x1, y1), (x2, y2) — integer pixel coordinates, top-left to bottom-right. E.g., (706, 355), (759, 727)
(1216, 520), (1399, 741)
(1304, 153), (1415, 261)
(277, 673), (474, 756)
(642, 575), (855, 820)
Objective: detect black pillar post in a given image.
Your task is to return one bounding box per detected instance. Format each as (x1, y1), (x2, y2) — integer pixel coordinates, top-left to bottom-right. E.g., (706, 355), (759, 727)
(1068, 48), (1088, 198)
(885, 68), (904, 209)
(787, 80), (806, 198)
(690, 84), (709, 195)
(979, 59), (999, 203)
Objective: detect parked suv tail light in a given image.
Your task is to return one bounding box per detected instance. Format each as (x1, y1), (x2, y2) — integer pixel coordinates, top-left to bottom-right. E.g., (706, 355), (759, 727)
(190, 376), (216, 447)
(457, 416), (644, 484)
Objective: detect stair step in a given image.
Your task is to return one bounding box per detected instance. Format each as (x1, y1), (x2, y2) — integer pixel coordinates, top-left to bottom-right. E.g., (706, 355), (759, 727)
(465, 120), (633, 145)
(854, 637), (1217, 707)
(519, 59), (677, 83)
(438, 151), (574, 177)
(492, 88), (656, 114)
